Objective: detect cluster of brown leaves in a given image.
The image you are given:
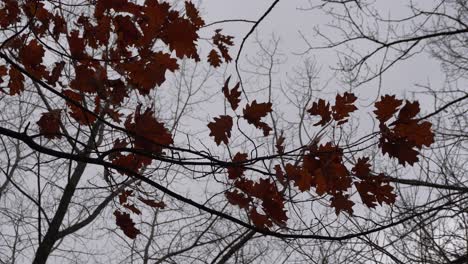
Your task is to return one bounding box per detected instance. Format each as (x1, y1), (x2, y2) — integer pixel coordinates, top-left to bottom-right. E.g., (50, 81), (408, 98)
(219, 92), (433, 227)
(225, 154), (287, 228)
(374, 95), (434, 166)
(308, 92), (358, 126)
(0, 0), (436, 238)
(208, 77), (273, 146)
(0, 0), (233, 239)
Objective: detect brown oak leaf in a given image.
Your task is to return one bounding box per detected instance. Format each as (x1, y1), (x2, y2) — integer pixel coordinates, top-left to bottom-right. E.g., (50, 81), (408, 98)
(114, 210), (140, 239)
(208, 49), (222, 67)
(124, 105), (174, 153)
(374, 95), (403, 123)
(222, 76), (241, 111)
(330, 193), (354, 215)
(207, 115), (233, 145)
(307, 99), (331, 126)
(9, 67), (24, 95)
(332, 92), (357, 124)
(243, 100), (272, 136)
(36, 110), (62, 139)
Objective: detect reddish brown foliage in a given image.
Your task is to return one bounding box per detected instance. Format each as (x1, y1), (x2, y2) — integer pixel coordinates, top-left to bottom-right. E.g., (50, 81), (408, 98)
(207, 115), (233, 145)
(36, 110), (62, 139)
(243, 100), (273, 136)
(114, 210), (140, 239)
(308, 92), (357, 126)
(124, 105), (173, 153)
(8, 67), (24, 95)
(0, 0), (437, 239)
(374, 95), (434, 166)
(222, 77), (241, 110)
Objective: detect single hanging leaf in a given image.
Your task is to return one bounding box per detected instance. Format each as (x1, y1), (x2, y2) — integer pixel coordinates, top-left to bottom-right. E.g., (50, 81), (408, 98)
(111, 153), (152, 175)
(163, 17), (199, 60)
(275, 132), (285, 154)
(351, 157), (371, 177)
(113, 15), (141, 47)
(207, 115), (233, 145)
(379, 137), (419, 166)
(222, 76), (241, 110)
(19, 39), (45, 69)
(352, 158), (396, 208)
(355, 173), (396, 208)
(51, 12), (67, 40)
(122, 51), (179, 94)
(330, 193), (354, 215)
(36, 110), (62, 139)
(332, 92), (357, 124)
(208, 49), (222, 67)
(307, 99), (331, 126)
(70, 65), (104, 93)
(8, 67), (24, 95)
(274, 164), (286, 184)
(118, 190), (134, 205)
(67, 30), (88, 60)
(124, 105), (174, 153)
(113, 210), (140, 239)
(285, 163), (312, 192)
(243, 100), (272, 136)
(394, 121), (434, 149)
(376, 97), (434, 166)
(374, 95), (403, 123)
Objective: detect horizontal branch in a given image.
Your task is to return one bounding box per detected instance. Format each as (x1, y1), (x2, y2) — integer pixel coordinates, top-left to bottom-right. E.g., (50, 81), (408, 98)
(0, 125), (465, 240)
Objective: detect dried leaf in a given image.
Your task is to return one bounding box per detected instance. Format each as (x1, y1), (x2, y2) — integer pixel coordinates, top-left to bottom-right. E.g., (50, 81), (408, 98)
(207, 115), (233, 145)
(8, 67), (24, 95)
(243, 100), (272, 136)
(113, 210), (140, 239)
(125, 105), (173, 153)
(118, 190), (133, 205)
(36, 110), (62, 139)
(308, 99), (331, 126)
(208, 49), (222, 67)
(222, 76), (241, 110)
(374, 95), (403, 123)
(330, 193), (354, 215)
(332, 92), (357, 124)
(275, 132), (285, 154)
